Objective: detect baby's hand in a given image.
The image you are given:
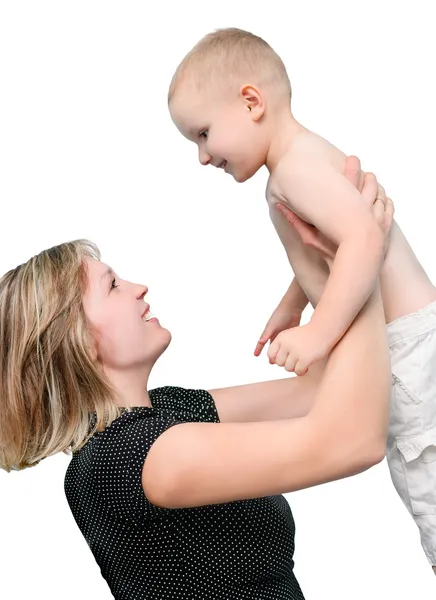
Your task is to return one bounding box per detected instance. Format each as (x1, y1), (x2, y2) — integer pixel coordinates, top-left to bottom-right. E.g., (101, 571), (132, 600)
(267, 323), (329, 376)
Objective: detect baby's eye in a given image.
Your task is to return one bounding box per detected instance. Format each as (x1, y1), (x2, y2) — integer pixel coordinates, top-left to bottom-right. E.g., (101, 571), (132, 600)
(198, 130), (208, 139)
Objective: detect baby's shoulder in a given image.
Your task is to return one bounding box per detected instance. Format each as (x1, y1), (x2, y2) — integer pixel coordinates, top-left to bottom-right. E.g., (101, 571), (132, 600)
(275, 132), (346, 183)
(293, 130), (345, 164)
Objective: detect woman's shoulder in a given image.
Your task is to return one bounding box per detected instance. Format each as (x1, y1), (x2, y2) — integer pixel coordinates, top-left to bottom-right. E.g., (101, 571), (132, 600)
(90, 385), (219, 439)
(75, 386), (219, 457)
(149, 385), (220, 423)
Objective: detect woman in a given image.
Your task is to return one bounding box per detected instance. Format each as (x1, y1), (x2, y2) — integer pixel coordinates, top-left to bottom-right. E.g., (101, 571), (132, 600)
(0, 157), (392, 599)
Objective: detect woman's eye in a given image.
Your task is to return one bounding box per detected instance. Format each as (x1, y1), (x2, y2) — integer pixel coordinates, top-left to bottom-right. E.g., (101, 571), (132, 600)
(110, 278), (119, 291)
(199, 130), (208, 139)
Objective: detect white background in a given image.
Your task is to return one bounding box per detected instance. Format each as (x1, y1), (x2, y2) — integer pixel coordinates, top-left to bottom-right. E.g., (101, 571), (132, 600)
(0, 1), (435, 598)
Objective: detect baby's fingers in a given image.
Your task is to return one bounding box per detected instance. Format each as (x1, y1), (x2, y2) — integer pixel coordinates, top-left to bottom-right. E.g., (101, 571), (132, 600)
(254, 338), (267, 357)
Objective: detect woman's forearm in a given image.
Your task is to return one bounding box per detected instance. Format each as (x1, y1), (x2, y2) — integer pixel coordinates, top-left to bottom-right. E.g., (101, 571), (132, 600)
(308, 282), (391, 474)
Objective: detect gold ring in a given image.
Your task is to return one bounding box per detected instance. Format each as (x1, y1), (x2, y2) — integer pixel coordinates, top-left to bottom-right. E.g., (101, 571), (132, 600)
(373, 196), (386, 208)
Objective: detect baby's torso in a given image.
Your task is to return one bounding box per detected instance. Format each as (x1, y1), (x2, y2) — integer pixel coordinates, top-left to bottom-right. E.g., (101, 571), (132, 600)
(266, 130), (435, 324)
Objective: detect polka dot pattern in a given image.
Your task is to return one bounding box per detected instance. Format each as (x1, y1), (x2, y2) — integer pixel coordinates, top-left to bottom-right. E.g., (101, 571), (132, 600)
(64, 386), (305, 599)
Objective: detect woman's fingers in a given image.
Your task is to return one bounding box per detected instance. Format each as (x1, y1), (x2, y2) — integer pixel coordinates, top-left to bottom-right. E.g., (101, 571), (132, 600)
(343, 155), (363, 191)
(275, 203), (336, 258)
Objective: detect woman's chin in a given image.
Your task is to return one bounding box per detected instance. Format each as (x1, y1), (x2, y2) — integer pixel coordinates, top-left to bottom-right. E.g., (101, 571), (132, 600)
(154, 327), (172, 355)
(161, 327), (172, 347)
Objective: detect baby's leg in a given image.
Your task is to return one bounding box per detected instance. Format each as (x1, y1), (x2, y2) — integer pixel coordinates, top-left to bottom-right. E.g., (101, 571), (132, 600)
(387, 301), (436, 572)
(387, 443), (436, 571)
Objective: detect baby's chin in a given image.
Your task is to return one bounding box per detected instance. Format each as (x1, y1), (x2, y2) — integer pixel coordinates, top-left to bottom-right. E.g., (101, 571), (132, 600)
(232, 169), (258, 184)
(231, 161), (264, 183)
(229, 166), (252, 183)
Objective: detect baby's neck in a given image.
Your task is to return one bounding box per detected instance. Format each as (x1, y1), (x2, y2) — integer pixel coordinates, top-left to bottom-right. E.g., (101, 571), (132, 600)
(265, 110), (305, 172)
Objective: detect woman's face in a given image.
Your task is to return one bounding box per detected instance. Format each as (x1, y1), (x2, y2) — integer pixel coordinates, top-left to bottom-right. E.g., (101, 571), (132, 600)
(82, 257), (171, 375)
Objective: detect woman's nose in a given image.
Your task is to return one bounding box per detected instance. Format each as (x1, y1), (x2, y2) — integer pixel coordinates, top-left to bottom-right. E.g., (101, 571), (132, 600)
(199, 147), (211, 166)
(137, 285), (148, 300)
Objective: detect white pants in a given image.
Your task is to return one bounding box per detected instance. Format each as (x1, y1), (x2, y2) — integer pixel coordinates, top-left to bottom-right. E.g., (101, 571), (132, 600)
(387, 300), (436, 565)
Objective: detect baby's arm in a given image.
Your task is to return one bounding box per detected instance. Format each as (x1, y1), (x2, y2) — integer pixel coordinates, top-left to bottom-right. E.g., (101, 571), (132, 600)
(254, 277), (309, 357)
(274, 157), (385, 349)
(284, 276), (309, 309)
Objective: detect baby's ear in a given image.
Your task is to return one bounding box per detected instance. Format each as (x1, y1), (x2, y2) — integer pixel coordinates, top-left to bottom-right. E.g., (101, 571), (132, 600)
(240, 84), (265, 121)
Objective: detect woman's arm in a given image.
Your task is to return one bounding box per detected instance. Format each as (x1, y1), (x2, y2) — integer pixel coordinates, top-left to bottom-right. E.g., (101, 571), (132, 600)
(142, 162), (393, 509)
(209, 361), (324, 422)
(142, 165), (393, 507)
(142, 279), (391, 508)
(208, 156), (368, 424)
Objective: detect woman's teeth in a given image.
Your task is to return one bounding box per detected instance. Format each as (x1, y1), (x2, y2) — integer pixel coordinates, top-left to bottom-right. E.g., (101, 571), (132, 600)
(143, 310), (155, 322)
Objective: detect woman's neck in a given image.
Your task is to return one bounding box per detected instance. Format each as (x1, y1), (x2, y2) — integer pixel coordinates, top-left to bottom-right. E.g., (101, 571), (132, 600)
(105, 366), (152, 408)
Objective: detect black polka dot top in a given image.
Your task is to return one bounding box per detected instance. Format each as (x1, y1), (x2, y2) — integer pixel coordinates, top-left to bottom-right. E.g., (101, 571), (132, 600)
(64, 386), (305, 599)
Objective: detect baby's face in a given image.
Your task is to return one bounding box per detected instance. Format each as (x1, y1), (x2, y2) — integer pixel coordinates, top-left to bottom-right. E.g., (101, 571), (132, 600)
(169, 83), (268, 183)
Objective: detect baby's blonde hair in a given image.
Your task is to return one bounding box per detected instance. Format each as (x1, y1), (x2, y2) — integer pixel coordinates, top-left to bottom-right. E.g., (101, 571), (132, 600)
(0, 240), (125, 472)
(168, 27), (291, 105)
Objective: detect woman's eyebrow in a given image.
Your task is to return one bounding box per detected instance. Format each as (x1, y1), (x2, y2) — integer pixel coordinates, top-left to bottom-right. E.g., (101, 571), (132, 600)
(100, 268), (113, 283)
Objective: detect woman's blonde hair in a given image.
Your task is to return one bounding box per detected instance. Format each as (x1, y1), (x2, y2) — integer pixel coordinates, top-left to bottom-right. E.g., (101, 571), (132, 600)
(0, 240), (125, 472)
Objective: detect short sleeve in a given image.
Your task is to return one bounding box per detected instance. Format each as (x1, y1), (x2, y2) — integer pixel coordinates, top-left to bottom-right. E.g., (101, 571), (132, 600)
(93, 410), (182, 523)
(149, 386), (220, 423)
